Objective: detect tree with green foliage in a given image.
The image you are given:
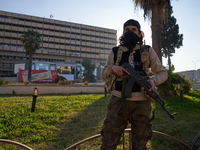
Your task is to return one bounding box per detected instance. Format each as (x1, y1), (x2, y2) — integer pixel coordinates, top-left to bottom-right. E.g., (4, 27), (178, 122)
(161, 9), (183, 72)
(81, 59), (96, 82)
(133, 0), (171, 63)
(20, 29), (42, 82)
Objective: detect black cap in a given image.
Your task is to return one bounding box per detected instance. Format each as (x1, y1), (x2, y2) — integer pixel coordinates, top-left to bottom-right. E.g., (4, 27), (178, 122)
(123, 19), (141, 31)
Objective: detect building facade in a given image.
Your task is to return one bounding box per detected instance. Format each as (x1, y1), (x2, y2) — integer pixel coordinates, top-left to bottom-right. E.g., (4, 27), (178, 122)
(0, 10), (117, 80)
(178, 69), (200, 82)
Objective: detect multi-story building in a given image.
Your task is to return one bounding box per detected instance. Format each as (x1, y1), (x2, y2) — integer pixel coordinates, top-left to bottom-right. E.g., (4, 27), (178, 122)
(0, 10), (117, 80)
(178, 69), (200, 82)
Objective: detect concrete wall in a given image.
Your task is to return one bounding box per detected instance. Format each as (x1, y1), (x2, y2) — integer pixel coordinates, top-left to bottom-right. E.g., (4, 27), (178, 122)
(0, 85), (105, 95)
(0, 77), (18, 83)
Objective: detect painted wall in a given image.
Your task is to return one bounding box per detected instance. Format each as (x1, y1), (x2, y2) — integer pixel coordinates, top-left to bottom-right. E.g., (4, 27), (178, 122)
(0, 85), (105, 95)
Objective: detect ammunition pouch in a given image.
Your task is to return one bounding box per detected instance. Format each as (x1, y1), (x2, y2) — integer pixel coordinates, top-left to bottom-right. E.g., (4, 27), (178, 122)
(105, 74), (117, 92)
(105, 74), (124, 92)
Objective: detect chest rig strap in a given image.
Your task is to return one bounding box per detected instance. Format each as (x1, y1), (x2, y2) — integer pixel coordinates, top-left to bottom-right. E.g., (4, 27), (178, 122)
(140, 45), (151, 77)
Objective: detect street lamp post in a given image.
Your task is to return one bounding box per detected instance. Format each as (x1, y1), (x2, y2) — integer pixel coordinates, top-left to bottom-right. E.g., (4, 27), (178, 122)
(31, 87), (38, 112)
(192, 60), (199, 81)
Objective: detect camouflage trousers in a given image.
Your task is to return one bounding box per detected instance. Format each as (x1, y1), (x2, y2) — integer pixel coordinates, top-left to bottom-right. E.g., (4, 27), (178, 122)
(100, 95), (152, 150)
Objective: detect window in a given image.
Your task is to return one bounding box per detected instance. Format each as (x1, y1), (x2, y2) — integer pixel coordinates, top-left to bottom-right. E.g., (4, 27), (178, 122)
(0, 15), (5, 18)
(50, 65), (56, 70)
(36, 63), (49, 70)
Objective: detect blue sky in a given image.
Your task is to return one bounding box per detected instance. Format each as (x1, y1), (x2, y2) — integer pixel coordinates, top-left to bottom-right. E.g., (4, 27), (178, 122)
(0, 0), (200, 72)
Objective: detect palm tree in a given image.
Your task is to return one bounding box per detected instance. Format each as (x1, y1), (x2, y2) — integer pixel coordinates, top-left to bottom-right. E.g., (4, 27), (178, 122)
(20, 29), (42, 82)
(133, 0), (171, 63)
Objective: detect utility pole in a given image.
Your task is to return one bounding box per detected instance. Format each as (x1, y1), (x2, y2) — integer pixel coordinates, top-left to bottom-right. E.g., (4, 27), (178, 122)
(192, 60), (199, 82)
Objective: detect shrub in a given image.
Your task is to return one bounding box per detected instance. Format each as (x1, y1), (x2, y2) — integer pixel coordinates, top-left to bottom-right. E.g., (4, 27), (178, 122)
(157, 66), (192, 96)
(55, 76), (66, 84)
(182, 78), (192, 93)
(23, 81), (30, 85)
(55, 76), (72, 85)
(83, 81), (89, 86)
(58, 79), (72, 85)
(0, 79), (10, 85)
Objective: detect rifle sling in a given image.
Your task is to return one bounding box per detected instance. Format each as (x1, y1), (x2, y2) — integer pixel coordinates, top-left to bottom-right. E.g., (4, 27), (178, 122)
(121, 76), (155, 125)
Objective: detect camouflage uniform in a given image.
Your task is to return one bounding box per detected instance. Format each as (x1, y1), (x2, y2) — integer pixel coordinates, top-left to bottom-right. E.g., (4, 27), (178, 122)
(101, 19), (168, 150)
(100, 95), (152, 150)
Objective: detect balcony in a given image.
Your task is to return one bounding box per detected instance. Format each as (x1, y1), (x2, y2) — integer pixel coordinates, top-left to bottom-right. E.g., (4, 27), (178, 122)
(18, 27), (25, 32)
(25, 22), (30, 26)
(55, 26), (60, 30)
(10, 40), (17, 44)
(71, 34), (75, 38)
(17, 48), (24, 52)
(11, 33), (17, 38)
(60, 27), (65, 31)
(49, 37), (54, 42)
(5, 19), (12, 23)
(0, 46), (3, 50)
(49, 25), (54, 30)
(0, 24), (4, 29)
(55, 32), (60, 36)
(11, 46), (17, 51)
(60, 39), (65, 43)
(76, 47), (80, 51)
(5, 32), (11, 37)
(91, 49), (95, 53)
(85, 48), (90, 52)
(31, 23), (37, 27)
(49, 31), (54, 36)
(44, 24), (49, 29)
(81, 53), (86, 57)
(60, 45), (65, 49)
(60, 33), (65, 37)
(81, 47), (86, 52)
(0, 38), (3, 43)
(43, 37), (48, 41)
(43, 49), (48, 54)
(5, 26), (11, 30)
(12, 26), (18, 31)
(55, 44), (59, 49)
(43, 31), (49, 35)
(90, 54), (96, 58)
(85, 54), (90, 58)
(4, 39), (10, 43)
(37, 24), (43, 28)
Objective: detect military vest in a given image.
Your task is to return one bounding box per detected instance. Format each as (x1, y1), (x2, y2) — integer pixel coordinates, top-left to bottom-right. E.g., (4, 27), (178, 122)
(105, 45), (151, 92)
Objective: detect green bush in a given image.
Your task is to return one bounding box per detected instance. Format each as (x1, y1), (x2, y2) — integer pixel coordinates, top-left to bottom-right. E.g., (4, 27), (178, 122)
(55, 76), (66, 83)
(55, 76), (72, 85)
(157, 66), (192, 96)
(182, 78), (192, 93)
(0, 79), (10, 85)
(58, 79), (72, 85)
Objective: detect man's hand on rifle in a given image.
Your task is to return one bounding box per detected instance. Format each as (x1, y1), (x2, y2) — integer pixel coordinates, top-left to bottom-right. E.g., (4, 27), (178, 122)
(111, 65), (130, 76)
(141, 79), (155, 98)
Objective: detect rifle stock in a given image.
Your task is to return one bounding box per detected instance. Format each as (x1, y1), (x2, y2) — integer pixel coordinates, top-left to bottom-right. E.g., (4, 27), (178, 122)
(122, 62), (177, 119)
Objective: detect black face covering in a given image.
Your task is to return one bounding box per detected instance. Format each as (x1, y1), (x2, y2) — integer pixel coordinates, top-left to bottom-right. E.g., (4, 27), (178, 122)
(122, 31), (140, 50)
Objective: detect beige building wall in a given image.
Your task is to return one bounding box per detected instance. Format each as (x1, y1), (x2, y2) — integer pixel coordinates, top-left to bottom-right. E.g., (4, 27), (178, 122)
(0, 10), (117, 77)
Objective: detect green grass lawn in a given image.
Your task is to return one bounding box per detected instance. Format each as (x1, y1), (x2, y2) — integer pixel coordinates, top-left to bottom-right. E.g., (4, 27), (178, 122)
(0, 90), (200, 150)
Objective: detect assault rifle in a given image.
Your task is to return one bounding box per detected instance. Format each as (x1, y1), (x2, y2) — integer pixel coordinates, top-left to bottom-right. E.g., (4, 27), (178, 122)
(121, 62), (177, 119)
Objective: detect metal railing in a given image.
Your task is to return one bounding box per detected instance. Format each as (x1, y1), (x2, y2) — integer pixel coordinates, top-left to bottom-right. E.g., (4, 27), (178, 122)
(65, 129), (199, 150)
(0, 129), (199, 150)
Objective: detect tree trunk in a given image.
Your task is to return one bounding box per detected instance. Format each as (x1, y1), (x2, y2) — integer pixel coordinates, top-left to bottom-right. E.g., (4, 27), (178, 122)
(168, 51), (171, 72)
(28, 51), (32, 82)
(151, 5), (162, 63)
